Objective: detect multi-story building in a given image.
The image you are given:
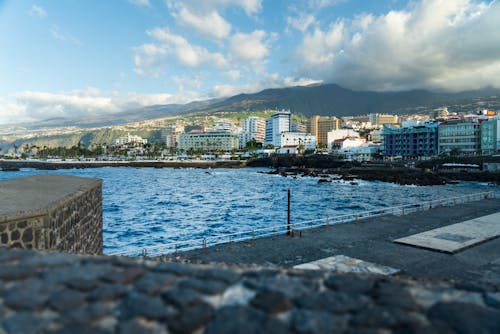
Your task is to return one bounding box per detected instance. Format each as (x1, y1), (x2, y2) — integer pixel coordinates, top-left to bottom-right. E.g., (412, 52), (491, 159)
(161, 124), (184, 149)
(326, 129), (359, 151)
(178, 131), (239, 152)
(382, 123), (438, 159)
(265, 109), (291, 147)
(369, 114), (399, 128)
(280, 132), (316, 150)
(115, 133), (148, 146)
(291, 120), (307, 133)
(211, 120), (239, 133)
(239, 116), (265, 148)
(308, 116), (340, 146)
(481, 117), (500, 155)
(438, 119), (481, 156)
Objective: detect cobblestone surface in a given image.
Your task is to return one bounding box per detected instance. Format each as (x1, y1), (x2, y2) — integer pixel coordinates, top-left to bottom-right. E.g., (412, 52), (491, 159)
(1, 248), (500, 333)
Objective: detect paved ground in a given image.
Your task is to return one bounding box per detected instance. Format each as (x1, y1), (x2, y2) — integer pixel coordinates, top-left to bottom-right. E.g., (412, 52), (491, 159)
(395, 212), (500, 253)
(177, 199), (500, 286)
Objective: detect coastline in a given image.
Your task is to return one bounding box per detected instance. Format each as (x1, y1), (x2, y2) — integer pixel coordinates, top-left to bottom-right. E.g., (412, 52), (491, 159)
(0, 159), (247, 170)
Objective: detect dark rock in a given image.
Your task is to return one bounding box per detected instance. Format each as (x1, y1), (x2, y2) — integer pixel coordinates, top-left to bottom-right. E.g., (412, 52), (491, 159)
(196, 267), (240, 285)
(155, 262), (200, 276)
(64, 302), (114, 324)
(484, 292), (500, 309)
(134, 272), (178, 296)
(177, 277), (227, 295)
(4, 280), (50, 310)
(49, 289), (86, 311)
(168, 301), (215, 334)
(250, 290), (292, 314)
(3, 312), (47, 334)
(204, 306), (289, 334)
(162, 286), (202, 309)
(87, 284), (128, 302)
(66, 276), (99, 292)
(291, 309), (347, 334)
(324, 274), (377, 294)
(373, 281), (420, 310)
(243, 274), (310, 299)
(22, 228), (33, 243)
(427, 301), (500, 334)
(50, 323), (113, 334)
(119, 292), (175, 320)
(295, 291), (370, 313)
(350, 307), (426, 328)
(101, 266), (146, 285)
(119, 319), (160, 334)
(0, 264), (34, 281)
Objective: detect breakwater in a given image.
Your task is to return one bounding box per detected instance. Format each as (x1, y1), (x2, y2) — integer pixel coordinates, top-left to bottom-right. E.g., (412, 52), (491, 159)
(0, 159), (246, 170)
(0, 174), (102, 254)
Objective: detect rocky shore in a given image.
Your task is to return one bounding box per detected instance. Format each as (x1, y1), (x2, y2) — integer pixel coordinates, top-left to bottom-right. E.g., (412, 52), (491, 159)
(1, 247), (500, 334)
(0, 159), (246, 170)
(261, 166), (450, 186)
(250, 155), (500, 185)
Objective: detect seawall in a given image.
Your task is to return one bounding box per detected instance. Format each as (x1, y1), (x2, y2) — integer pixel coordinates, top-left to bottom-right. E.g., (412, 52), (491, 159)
(0, 174), (102, 254)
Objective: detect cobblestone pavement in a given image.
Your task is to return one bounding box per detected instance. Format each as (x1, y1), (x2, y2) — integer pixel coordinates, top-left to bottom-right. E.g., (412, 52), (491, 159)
(1, 248), (500, 333)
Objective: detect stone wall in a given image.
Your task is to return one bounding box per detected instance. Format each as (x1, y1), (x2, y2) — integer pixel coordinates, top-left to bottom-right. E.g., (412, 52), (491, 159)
(0, 174), (102, 255)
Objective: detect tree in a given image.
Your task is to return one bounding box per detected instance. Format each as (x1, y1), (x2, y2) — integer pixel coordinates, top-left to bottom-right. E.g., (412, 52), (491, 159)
(244, 139), (262, 151)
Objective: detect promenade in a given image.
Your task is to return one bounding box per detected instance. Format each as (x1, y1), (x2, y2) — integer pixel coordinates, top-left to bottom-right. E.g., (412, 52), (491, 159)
(177, 198), (500, 286)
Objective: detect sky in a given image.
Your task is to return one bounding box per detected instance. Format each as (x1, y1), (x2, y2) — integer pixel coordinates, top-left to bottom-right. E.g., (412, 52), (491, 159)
(0, 0), (500, 124)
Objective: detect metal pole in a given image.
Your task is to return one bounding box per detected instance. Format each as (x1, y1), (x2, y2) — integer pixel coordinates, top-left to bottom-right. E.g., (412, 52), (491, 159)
(287, 189), (291, 236)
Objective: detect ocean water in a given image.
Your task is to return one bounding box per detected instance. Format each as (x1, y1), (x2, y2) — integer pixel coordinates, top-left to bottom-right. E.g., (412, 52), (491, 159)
(1, 167), (498, 254)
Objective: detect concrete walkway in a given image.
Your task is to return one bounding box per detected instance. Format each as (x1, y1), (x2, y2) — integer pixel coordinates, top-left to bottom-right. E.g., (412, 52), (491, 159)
(176, 199), (500, 286)
(395, 212), (500, 253)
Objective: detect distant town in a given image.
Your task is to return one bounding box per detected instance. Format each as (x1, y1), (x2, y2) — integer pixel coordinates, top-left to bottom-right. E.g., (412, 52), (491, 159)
(1, 107), (499, 162)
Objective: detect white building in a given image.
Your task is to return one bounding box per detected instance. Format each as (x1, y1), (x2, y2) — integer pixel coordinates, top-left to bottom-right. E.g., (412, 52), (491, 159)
(326, 129), (359, 151)
(178, 131), (239, 152)
(280, 132), (316, 150)
(162, 124), (184, 149)
(239, 116), (265, 149)
(331, 137), (380, 161)
(115, 133), (148, 146)
(211, 120), (240, 133)
(265, 109), (291, 147)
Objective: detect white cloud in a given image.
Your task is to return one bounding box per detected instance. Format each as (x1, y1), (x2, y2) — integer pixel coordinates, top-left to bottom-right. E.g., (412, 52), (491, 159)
(294, 0), (500, 91)
(50, 25), (82, 47)
(211, 73), (322, 98)
(0, 89), (203, 124)
(167, 0), (262, 16)
(129, 0), (150, 7)
(133, 28), (228, 77)
(308, 0), (346, 9)
(286, 14), (316, 32)
(227, 69), (241, 80)
(30, 4), (47, 18)
(229, 30), (269, 62)
(176, 7), (232, 39)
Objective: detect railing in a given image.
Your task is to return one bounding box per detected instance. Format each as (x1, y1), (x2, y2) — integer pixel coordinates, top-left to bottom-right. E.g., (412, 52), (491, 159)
(108, 191), (495, 257)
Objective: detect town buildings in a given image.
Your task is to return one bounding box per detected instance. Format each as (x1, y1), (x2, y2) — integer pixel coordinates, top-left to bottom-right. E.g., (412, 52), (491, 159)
(438, 119), (481, 156)
(162, 124), (184, 149)
(115, 133), (148, 146)
(177, 131), (239, 152)
(265, 110), (291, 147)
(239, 116), (265, 149)
(308, 116), (340, 145)
(279, 132), (316, 151)
(326, 129), (359, 151)
(369, 114), (399, 128)
(480, 117), (500, 155)
(382, 122), (438, 159)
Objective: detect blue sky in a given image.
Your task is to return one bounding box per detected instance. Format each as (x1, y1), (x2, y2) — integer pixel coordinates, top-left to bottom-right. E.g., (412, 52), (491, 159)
(0, 0), (499, 124)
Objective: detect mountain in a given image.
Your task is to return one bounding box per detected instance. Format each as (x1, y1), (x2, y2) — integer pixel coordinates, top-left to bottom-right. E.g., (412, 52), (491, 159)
(3, 84), (500, 132)
(191, 84), (500, 117)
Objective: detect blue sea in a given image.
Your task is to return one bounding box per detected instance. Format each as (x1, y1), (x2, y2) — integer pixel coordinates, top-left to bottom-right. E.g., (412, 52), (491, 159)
(1, 167), (498, 254)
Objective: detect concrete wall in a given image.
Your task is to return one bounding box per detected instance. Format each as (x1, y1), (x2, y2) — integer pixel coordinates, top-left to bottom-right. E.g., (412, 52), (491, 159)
(0, 174), (102, 254)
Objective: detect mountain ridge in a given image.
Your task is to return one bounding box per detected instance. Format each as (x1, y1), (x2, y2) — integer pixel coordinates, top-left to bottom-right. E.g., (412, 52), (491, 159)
(3, 84), (500, 131)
